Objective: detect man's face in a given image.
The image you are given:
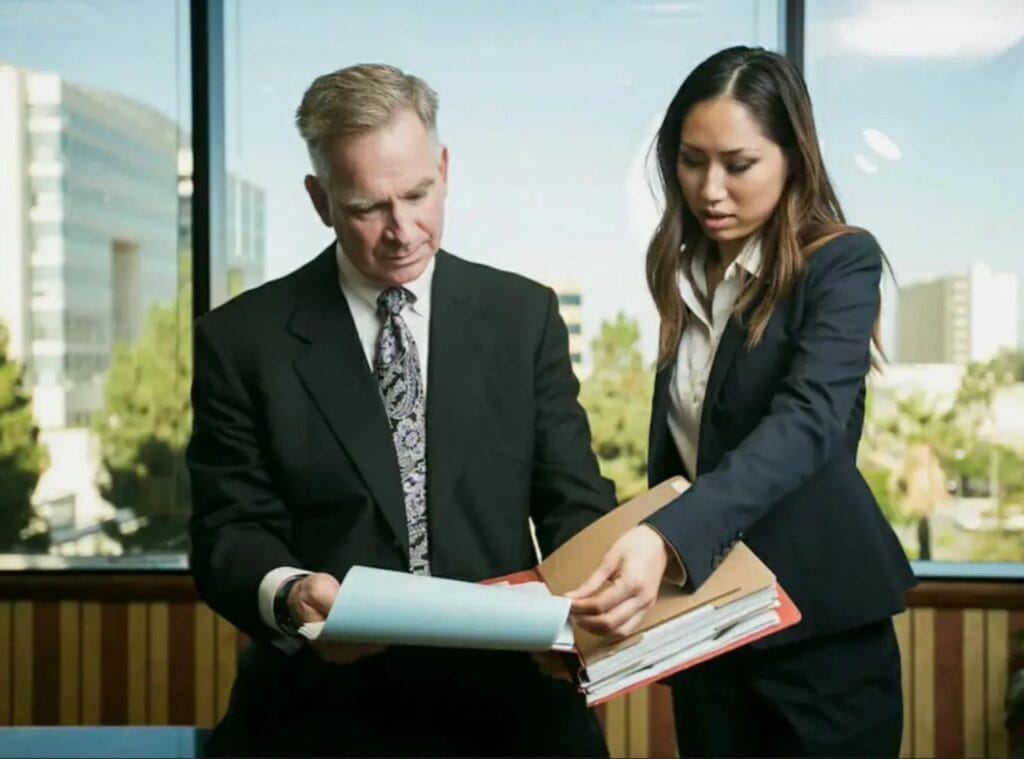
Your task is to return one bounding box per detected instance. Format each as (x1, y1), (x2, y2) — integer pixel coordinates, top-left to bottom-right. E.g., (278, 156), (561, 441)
(305, 107), (448, 287)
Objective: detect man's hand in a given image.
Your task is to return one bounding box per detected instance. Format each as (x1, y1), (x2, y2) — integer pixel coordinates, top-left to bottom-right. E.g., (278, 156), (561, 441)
(288, 572), (386, 665)
(566, 525), (673, 638)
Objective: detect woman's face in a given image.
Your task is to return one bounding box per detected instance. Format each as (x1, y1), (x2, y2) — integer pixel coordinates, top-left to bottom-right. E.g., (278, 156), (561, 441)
(677, 96), (788, 251)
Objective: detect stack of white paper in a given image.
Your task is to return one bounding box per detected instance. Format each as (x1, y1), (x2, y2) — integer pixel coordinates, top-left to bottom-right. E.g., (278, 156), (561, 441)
(577, 584), (781, 703)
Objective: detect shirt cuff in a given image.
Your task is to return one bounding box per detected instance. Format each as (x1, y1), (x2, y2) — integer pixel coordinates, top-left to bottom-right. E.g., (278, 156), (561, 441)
(258, 566), (311, 634)
(644, 523), (689, 587)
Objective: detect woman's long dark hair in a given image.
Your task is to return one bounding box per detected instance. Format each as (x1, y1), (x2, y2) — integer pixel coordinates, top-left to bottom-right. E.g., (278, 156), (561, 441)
(646, 46), (883, 367)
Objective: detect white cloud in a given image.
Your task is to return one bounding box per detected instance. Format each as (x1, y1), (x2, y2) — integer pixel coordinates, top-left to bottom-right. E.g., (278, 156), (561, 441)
(831, 0), (1024, 59)
(855, 154), (880, 174)
(863, 128), (901, 161)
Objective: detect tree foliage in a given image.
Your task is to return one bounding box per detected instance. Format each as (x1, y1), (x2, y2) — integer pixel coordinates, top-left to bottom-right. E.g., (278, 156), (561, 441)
(0, 322), (48, 548)
(578, 314), (654, 502)
(92, 285), (192, 552)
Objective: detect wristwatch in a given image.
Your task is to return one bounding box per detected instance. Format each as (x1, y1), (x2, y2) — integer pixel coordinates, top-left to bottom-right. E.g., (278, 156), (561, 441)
(273, 575), (304, 636)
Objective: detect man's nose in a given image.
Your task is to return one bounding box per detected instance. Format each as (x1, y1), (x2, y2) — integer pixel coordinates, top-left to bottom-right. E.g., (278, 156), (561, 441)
(386, 205), (414, 246)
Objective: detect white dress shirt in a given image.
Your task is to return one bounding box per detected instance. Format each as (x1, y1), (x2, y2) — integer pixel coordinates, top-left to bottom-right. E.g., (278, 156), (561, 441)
(667, 237), (762, 481)
(257, 244), (436, 635)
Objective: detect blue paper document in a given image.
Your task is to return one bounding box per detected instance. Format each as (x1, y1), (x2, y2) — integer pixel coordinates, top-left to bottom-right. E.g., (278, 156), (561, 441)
(298, 566), (572, 651)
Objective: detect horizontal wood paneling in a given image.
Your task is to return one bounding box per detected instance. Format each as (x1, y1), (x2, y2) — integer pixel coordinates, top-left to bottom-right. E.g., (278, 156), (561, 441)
(0, 575), (1019, 757)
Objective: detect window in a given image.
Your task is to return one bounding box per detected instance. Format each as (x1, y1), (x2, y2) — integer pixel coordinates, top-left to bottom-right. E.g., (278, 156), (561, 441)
(0, 0), (191, 568)
(806, 0), (1024, 575)
(224, 0), (783, 498)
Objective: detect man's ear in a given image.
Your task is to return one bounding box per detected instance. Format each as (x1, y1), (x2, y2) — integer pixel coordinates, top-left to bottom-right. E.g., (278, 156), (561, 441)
(304, 175), (333, 227)
(438, 145), (449, 183)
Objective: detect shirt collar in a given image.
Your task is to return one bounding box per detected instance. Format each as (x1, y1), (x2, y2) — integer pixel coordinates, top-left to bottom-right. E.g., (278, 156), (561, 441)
(335, 242), (435, 316)
(685, 235), (763, 296)
(732, 235), (763, 280)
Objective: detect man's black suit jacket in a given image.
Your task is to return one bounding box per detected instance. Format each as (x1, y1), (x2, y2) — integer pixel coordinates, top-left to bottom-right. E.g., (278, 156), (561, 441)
(645, 232), (916, 648)
(186, 246), (614, 755)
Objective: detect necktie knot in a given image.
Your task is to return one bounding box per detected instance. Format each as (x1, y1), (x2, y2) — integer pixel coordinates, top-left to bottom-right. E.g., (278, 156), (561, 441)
(378, 287), (414, 317)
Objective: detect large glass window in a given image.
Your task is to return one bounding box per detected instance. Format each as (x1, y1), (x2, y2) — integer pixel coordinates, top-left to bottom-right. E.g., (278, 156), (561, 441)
(224, 0), (783, 499)
(806, 0), (1024, 574)
(0, 0), (191, 567)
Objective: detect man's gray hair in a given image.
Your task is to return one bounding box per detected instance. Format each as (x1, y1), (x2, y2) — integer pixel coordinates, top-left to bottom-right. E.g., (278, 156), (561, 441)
(295, 63), (439, 183)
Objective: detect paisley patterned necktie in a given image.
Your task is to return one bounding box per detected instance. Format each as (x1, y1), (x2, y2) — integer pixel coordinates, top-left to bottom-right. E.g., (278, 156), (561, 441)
(374, 287), (430, 575)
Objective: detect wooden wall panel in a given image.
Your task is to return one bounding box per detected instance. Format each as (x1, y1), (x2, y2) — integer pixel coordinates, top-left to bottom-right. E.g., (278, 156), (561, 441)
(58, 601), (80, 725)
(894, 610), (912, 758)
(934, 608), (964, 757)
(0, 576), (1021, 758)
(126, 602), (147, 724)
(0, 601), (10, 726)
(31, 601), (60, 724)
(193, 602), (216, 728)
(167, 602), (195, 725)
(148, 603), (169, 724)
(100, 603), (127, 725)
(647, 684), (677, 758)
(912, 607), (937, 758)
(604, 694), (628, 757)
(12, 601), (33, 725)
(986, 610), (1010, 759)
(963, 609), (986, 758)
(80, 602), (102, 724)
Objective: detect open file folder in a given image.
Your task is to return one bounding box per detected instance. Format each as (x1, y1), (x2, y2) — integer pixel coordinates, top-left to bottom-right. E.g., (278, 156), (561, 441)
(299, 476), (800, 705)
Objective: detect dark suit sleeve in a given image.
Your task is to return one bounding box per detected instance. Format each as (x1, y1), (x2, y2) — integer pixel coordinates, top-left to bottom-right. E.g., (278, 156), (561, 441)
(530, 289), (617, 555)
(645, 234), (882, 589)
(187, 317), (303, 642)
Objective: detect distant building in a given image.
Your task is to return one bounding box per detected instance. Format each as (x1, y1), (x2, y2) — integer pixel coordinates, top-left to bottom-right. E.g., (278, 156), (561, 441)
(550, 282), (583, 376)
(177, 147), (266, 305)
(224, 174), (266, 300)
(0, 62), (179, 429)
(897, 264), (1018, 364)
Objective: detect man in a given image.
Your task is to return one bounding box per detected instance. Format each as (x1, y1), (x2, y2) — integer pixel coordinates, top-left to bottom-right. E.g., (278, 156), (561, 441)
(187, 63), (614, 756)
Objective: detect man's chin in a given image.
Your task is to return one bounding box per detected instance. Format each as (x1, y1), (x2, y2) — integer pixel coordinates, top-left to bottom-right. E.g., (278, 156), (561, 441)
(377, 253), (434, 287)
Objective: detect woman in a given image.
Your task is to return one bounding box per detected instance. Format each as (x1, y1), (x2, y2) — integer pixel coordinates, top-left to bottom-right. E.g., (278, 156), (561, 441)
(568, 46), (915, 756)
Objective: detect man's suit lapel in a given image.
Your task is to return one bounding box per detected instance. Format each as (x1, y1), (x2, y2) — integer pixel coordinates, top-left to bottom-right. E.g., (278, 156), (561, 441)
(289, 247), (410, 555)
(424, 251), (485, 530)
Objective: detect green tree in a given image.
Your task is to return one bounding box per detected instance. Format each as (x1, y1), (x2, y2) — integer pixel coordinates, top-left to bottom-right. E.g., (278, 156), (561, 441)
(578, 314), (654, 501)
(866, 349), (1024, 561)
(0, 322), (48, 548)
(92, 283), (192, 552)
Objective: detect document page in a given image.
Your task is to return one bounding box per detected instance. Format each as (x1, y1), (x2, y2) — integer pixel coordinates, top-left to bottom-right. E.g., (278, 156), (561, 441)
(298, 566), (572, 651)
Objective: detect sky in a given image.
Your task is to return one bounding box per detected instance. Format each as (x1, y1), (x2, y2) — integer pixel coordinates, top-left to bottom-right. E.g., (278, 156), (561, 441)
(1, 0), (1022, 362)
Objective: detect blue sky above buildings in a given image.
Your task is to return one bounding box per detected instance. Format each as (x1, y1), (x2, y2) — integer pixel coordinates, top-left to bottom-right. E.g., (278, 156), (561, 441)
(2, 0), (1022, 359)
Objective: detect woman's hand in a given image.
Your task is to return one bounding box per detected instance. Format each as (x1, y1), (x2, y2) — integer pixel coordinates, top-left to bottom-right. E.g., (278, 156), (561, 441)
(566, 525), (674, 638)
